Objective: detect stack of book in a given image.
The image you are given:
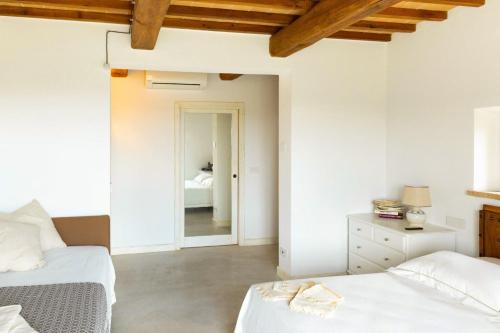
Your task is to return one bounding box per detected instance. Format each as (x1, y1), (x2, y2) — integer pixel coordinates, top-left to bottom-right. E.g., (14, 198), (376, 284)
(373, 199), (406, 220)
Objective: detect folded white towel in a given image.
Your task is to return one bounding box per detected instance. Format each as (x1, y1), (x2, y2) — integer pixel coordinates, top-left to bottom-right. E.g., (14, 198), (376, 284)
(0, 305), (38, 333)
(289, 284), (344, 318)
(256, 281), (315, 302)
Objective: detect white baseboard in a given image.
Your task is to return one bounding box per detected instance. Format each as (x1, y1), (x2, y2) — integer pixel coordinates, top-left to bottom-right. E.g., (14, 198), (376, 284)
(276, 266), (346, 280)
(239, 237), (277, 246)
(111, 244), (177, 255)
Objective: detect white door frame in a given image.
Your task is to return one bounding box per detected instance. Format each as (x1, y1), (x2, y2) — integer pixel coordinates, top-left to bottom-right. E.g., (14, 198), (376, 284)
(174, 101), (245, 248)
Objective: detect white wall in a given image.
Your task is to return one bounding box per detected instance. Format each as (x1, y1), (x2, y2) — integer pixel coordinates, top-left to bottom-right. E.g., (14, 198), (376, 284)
(289, 43), (388, 275)
(184, 113), (213, 180)
(387, 1), (500, 256)
(0, 16), (388, 276)
(474, 107), (500, 191)
(111, 71), (279, 248)
(0, 18), (110, 216)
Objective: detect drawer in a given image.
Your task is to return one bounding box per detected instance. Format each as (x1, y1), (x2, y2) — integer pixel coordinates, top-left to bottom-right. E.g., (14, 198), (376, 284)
(348, 253), (384, 275)
(350, 235), (406, 269)
(374, 228), (406, 253)
(349, 219), (373, 240)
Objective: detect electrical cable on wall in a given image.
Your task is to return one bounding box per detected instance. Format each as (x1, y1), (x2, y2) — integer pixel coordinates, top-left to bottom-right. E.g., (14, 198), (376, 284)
(104, 1), (134, 69)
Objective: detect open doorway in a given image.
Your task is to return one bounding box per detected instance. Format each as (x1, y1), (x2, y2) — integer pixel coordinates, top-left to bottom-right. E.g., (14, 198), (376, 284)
(110, 71), (278, 253)
(175, 102), (242, 247)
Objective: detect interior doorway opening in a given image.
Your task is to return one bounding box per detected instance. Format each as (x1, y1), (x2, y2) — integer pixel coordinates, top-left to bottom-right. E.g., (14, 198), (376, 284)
(110, 71), (279, 253)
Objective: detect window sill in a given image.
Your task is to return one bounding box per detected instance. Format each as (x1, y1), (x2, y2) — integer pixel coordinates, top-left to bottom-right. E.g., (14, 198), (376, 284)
(466, 190), (500, 201)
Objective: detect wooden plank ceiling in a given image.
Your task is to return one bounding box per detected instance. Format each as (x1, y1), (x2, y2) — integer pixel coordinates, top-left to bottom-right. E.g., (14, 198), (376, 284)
(0, 0), (485, 57)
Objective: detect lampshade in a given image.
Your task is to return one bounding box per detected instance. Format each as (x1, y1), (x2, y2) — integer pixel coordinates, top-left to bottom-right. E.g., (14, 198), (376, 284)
(402, 186), (432, 207)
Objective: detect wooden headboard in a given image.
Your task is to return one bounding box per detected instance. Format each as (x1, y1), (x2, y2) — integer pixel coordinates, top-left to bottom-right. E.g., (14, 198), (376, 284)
(479, 205), (500, 259)
(52, 215), (110, 252)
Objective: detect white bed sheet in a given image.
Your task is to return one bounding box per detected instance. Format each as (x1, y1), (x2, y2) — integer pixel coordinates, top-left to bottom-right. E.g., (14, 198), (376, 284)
(185, 179), (213, 208)
(0, 246), (116, 320)
(235, 272), (500, 333)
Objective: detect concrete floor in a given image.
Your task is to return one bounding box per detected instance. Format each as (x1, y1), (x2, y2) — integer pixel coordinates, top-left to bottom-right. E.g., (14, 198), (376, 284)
(111, 245), (278, 333)
(185, 207), (231, 237)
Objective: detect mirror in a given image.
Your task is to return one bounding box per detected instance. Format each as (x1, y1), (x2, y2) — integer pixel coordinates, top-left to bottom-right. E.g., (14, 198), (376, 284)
(184, 113), (232, 237)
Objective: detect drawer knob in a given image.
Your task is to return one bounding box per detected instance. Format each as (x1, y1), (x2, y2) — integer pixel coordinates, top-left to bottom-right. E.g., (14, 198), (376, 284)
(384, 257), (390, 261)
(356, 266), (361, 269)
(357, 228), (362, 232)
(384, 237), (389, 242)
(356, 246), (362, 249)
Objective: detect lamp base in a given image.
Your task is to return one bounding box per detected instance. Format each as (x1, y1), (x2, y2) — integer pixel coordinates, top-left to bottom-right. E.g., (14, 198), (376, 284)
(406, 207), (426, 228)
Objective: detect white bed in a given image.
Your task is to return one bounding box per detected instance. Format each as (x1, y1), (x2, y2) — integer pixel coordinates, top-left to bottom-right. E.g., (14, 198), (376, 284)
(235, 253), (500, 333)
(0, 246), (116, 322)
(185, 178), (213, 208)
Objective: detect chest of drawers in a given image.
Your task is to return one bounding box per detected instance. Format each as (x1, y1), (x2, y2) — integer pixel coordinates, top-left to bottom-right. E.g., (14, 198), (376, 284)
(348, 214), (456, 275)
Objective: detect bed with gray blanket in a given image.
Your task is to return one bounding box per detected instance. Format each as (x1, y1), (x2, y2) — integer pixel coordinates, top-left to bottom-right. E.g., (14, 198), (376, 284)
(0, 283), (107, 333)
(0, 216), (115, 332)
(0, 246), (116, 333)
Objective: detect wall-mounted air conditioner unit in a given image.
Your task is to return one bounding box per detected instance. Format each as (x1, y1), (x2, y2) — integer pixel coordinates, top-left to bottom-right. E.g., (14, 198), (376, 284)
(145, 71), (208, 90)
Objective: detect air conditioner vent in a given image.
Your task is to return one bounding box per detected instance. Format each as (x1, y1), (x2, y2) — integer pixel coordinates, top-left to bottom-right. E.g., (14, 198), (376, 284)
(145, 71), (208, 90)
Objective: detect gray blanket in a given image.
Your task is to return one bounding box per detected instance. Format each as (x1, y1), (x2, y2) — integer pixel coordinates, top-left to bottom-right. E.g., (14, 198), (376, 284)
(0, 282), (107, 333)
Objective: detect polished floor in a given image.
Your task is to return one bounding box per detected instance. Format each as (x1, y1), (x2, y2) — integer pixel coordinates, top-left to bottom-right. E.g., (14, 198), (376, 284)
(111, 244), (278, 333)
(184, 207), (231, 237)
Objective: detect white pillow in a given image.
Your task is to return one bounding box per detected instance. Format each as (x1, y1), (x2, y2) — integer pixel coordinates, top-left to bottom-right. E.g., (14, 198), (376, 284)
(194, 173), (211, 183)
(0, 221), (45, 272)
(201, 177), (213, 187)
(389, 251), (500, 313)
(6, 200), (66, 251)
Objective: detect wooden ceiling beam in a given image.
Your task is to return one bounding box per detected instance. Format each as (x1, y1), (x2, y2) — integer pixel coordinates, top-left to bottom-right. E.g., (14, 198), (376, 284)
(166, 7), (416, 33)
(219, 73), (242, 80)
(0, 5), (130, 24)
(331, 31), (392, 42)
(163, 17), (279, 34)
(406, 0), (484, 7)
(0, 0), (132, 15)
(0, 6), (394, 43)
(169, 0), (313, 15)
(162, 18), (391, 42)
(131, 0), (171, 50)
(269, 0), (401, 57)
(166, 5), (296, 26)
(371, 7), (448, 21)
(346, 20), (416, 33)
(2, 0), (478, 45)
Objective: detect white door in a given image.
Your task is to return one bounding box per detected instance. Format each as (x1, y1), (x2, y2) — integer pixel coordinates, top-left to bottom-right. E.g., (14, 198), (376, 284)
(175, 102), (241, 248)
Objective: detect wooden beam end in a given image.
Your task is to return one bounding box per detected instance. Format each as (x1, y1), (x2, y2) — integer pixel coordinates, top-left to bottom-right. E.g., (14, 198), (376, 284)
(111, 69), (129, 78)
(219, 73), (243, 80)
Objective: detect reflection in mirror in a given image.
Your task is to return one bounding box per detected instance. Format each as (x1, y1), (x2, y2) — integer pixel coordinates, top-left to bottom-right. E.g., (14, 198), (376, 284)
(184, 113), (232, 237)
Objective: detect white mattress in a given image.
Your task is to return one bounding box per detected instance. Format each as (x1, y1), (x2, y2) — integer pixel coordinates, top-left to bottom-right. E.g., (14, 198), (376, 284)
(185, 179), (213, 208)
(0, 246), (116, 320)
(235, 272), (500, 333)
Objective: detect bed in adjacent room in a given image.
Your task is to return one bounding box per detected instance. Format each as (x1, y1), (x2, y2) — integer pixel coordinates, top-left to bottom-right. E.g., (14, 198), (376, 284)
(235, 205), (500, 333)
(185, 172), (213, 208)
(0, 201), (115, 333)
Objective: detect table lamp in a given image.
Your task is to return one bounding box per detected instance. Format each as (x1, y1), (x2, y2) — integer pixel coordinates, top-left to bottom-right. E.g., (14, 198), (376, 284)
(402, 185), (432, 227)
